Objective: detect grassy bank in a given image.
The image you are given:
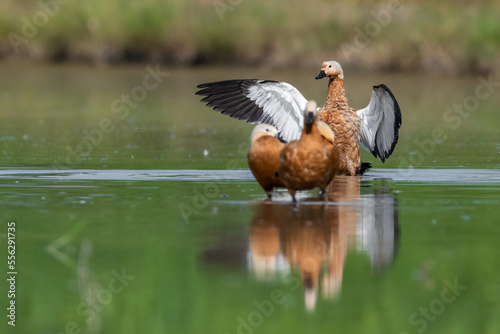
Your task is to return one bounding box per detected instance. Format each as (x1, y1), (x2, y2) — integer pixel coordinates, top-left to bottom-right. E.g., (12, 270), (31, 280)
(1, 0), (499, 73)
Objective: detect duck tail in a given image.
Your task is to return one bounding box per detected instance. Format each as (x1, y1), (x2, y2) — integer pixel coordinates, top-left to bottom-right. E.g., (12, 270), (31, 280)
(360, 162), (372, 175)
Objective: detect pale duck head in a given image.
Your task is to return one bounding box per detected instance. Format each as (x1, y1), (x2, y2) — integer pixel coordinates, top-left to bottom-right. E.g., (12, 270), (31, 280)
(250, 124), (279, 143)
(315, 60), (344, 81)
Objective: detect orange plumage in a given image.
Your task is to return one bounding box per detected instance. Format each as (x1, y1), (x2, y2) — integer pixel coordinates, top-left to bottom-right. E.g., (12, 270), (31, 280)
(279, 101), (338, 201)
(247, 124), (285, 198)
(316, 61), (361, 175)
(317, 120), (340, 176)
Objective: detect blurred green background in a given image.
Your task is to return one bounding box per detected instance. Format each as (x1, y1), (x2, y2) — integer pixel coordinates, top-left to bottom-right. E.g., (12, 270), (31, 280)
(0, 0), (499, 73)
(0, 64), (498, 170)
(1, 1), (500, 334)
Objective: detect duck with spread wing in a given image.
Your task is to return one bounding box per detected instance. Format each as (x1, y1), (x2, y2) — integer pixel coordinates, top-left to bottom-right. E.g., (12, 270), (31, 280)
(196, 60), (402, 176)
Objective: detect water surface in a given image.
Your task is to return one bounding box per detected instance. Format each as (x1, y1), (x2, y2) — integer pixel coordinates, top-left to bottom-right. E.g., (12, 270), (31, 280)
(0, 64), (499, 334)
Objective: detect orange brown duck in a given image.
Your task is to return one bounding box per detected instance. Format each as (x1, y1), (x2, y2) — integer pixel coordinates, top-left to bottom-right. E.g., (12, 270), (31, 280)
(278, 100), (338, 201)
(196, 60), (402, 175)
(317, 120), (339, 171)
(247, 124), (285, 198)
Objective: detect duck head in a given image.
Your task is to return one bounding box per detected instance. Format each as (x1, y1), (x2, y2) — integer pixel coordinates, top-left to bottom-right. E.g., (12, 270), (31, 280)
(304, 100), (318, 134)
(315, 60), (344, 81)
(250, 124), (279, 143)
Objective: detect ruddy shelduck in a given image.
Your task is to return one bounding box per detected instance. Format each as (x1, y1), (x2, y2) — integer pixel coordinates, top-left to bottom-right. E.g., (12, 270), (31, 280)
(247, 124), (285, 198)
(278, 101), (337, 201)
(317, 120), (340, 172)
(196, 60), (401, 175)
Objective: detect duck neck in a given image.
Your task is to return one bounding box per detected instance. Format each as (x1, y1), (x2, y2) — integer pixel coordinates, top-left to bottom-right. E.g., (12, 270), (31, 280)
(302, 122), (320, 140)
(324, 77), (348, 108)
(304, 123), (313, 134)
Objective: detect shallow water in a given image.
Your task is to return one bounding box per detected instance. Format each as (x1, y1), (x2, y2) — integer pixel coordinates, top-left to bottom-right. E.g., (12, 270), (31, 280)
(1, 168), (500, 183)
(0, 64), (499, 334)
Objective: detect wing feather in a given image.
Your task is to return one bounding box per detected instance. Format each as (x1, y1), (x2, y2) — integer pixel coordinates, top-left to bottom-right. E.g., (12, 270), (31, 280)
(196, 79), (307, 142)
(357, 84), (402, 162)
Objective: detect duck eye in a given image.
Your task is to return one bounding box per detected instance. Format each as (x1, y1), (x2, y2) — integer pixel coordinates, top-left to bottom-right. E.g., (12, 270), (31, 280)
(329, 65), (332, 68)
(265, 129), (269, 131)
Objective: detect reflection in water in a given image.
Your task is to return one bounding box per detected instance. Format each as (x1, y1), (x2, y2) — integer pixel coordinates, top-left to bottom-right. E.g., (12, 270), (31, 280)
(248, 177), (399, 311)
(202, 177), (399, 312)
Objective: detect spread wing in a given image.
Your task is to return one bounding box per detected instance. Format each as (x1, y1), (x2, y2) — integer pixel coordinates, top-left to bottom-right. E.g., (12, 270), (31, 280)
(357, 84), (402, 162)
(196, 79), (307, 142)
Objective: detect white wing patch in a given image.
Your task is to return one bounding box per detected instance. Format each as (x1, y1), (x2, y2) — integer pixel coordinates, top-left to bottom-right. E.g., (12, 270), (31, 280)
(197, 80), (307, 143)
(197, 80), (401, 163)
(246, 81), (306, 142)
(357, 85), (402, 162)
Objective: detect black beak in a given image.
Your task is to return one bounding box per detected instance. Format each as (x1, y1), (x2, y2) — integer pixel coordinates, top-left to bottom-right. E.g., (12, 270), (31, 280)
(315, 70), (326, 80)
(306, 111), (315, 124)
(276, 133), (287, 144)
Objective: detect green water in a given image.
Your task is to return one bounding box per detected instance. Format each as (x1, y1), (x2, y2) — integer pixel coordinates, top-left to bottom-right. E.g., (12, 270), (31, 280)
(0, 63), (499, 334)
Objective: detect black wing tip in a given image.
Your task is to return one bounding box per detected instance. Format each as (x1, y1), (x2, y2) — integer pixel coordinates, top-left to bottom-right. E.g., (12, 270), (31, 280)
(196, 80), (267, 124)
(372, 83), (402, 162)
(196, 79), (268, 97)
(375, 84), (402, 126)
(196, 89), (209, 97)
(196, 80), (242, 96)
(372, 138), (397, 163)
(197, 79), (261, 88)
(196, 78), (300, 142)
(370, 147), (387, 163)
(373, 83), (392, 90)
(197, 79), (243, 87)
(385, 84), (402, 157)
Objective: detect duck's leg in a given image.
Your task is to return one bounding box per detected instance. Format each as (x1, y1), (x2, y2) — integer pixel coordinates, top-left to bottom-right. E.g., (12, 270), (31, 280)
(319, 188), (328, 202)
(264, 189), (274, 201)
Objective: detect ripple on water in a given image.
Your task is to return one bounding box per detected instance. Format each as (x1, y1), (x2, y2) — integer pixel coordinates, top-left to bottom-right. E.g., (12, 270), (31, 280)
(0, 168), (499, 184)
